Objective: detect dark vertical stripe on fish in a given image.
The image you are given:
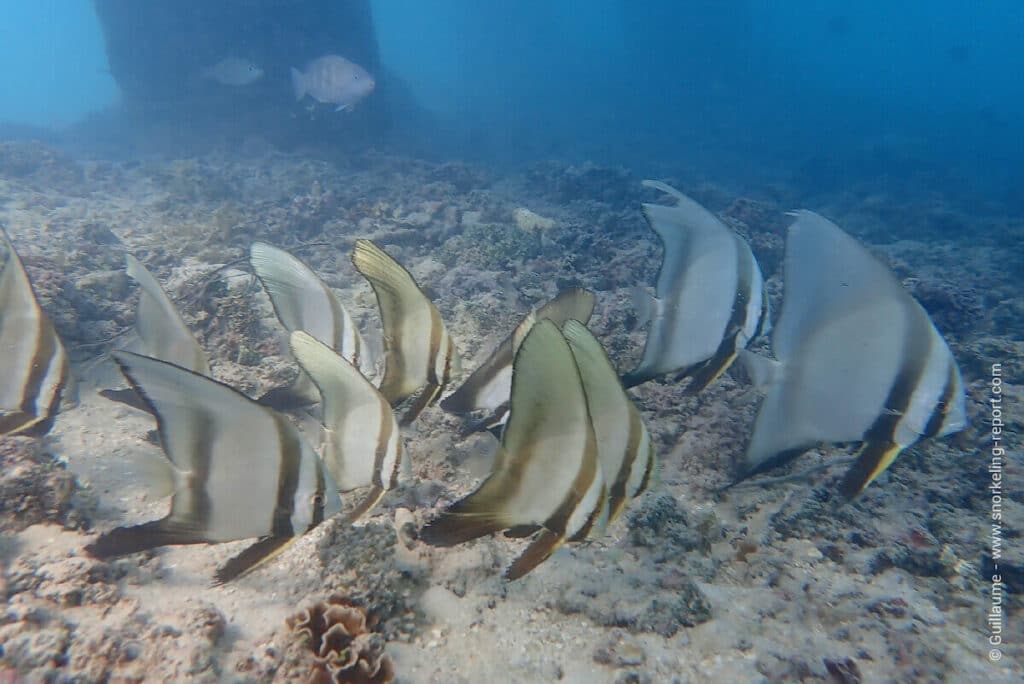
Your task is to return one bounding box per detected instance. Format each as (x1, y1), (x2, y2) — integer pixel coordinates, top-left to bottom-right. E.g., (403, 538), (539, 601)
(542, 426), (599, 536)
(271, 414), (302, 537)
(922, 362), (957, 440)
(308, 457), (326, 532)
(373, 398), (394, 489)
(19, 314), (53, 416)
(426, 308), (443, 385)
(682, 239), (751, 393)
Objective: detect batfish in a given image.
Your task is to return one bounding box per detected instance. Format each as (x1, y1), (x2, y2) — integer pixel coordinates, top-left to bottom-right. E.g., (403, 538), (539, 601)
(250, 242), (372, 409)
(623, 180), (769, 392)
(86, 351), (342, 584)
(563, 319), (656, 529)
(351, 239), (459, 426)
(0, 226), (74, 437)
(738, 211), (967, 498)
(100, 254), (209, 412)
(289, 330), (405, 522)
(420, 320), (605, 580)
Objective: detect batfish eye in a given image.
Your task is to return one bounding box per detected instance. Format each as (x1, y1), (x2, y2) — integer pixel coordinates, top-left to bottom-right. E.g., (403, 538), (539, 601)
(311, 493), (325, 506)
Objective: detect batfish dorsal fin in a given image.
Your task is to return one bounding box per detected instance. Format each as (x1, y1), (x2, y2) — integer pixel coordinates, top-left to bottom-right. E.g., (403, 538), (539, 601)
(125, 254), (209, 375)
(0, 226), (71, 437)
(289, 330), (403, 520)
(441, 287), (596, 419)
(351, 239), (459, 416)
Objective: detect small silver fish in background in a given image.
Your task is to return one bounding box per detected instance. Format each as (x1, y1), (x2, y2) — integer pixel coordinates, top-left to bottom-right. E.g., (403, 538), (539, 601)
(291, 55), (375, 111)
(201, 57), (264, 86)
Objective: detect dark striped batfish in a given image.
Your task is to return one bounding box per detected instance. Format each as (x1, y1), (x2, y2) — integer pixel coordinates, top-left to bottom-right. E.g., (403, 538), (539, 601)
(562, 319), (656, 529)
(0, 226), (74, 437)
(441, 288), (596, 435)
(250, 242), (372, 409)
(289, 330), (405, 522)
(623, 180), (769, 392)
(420, 319), (605, 580)
(100, 254), (210, 411)
(738, 211), (967, 498)
(351, 239), (460, 426)
(86, 351), (342, 584)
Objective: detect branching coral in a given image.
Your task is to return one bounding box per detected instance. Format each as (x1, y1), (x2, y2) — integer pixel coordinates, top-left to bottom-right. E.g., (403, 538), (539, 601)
(285, 595), (395, 684)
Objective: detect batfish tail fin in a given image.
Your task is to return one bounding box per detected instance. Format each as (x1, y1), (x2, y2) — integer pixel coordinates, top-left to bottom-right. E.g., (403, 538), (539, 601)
(256, 383), (318, 411)
(505, 529), (565, 581)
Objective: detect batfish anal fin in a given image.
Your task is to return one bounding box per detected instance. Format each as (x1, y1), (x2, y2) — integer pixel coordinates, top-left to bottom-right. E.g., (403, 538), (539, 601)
(213, 535), (297, 585)
(839, 441), (904, 499)
(503, 524), (542, 539)
(344, 485), (387, 523)
(399, 382), (441, 427)
(420, 495), (510, 547)
(256, 384), (318, 411)
(682, 350), (737, 395)
(86, 520), (206, 559)
(505, 528), (565, 581)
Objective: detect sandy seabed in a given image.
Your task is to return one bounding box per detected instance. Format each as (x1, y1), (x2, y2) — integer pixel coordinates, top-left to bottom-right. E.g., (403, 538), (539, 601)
(0, 139), (1021, 683)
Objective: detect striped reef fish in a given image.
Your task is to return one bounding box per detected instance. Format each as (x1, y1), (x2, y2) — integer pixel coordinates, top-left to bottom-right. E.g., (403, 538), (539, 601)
(562, 319), (656, 530)
(623, 180), (769, 392)
(250, 242), (373, 409)
(100, 254), (210, 411)
(289, 330), (405, 522)
(420, 319), (606, 580)
(441, 287), (596, 435)
(738, 210), (967, 498)
(0, 226), (74, 437)
(86, 351), (342, 584)
(351, 239), (460, 426)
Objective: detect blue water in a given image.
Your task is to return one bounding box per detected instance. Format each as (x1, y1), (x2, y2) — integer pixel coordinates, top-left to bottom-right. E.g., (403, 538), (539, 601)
(2, 1), (1023, 196)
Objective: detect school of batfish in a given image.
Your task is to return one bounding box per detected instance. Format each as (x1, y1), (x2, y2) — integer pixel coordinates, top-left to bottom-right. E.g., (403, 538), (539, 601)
(0, 181), (967, 581)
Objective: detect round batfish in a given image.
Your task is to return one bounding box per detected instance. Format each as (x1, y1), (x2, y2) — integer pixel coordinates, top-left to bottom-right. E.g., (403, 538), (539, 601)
(201, 57), (264, 86)
(291, 55), (376, 111)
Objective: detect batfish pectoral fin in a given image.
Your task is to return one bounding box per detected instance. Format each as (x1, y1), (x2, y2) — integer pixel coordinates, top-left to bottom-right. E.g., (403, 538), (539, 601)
(738, 349), (782, 392)
(213, 535), (298, 585)
(629, 287), (661, 329)
(99, 387), (155, 414)
(505, 528), (565, 581)
(839, 441), (904, 500)
(399, 382), (442, 427)
(344, 485), (387, 523)
(86, 520), (207, 559)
